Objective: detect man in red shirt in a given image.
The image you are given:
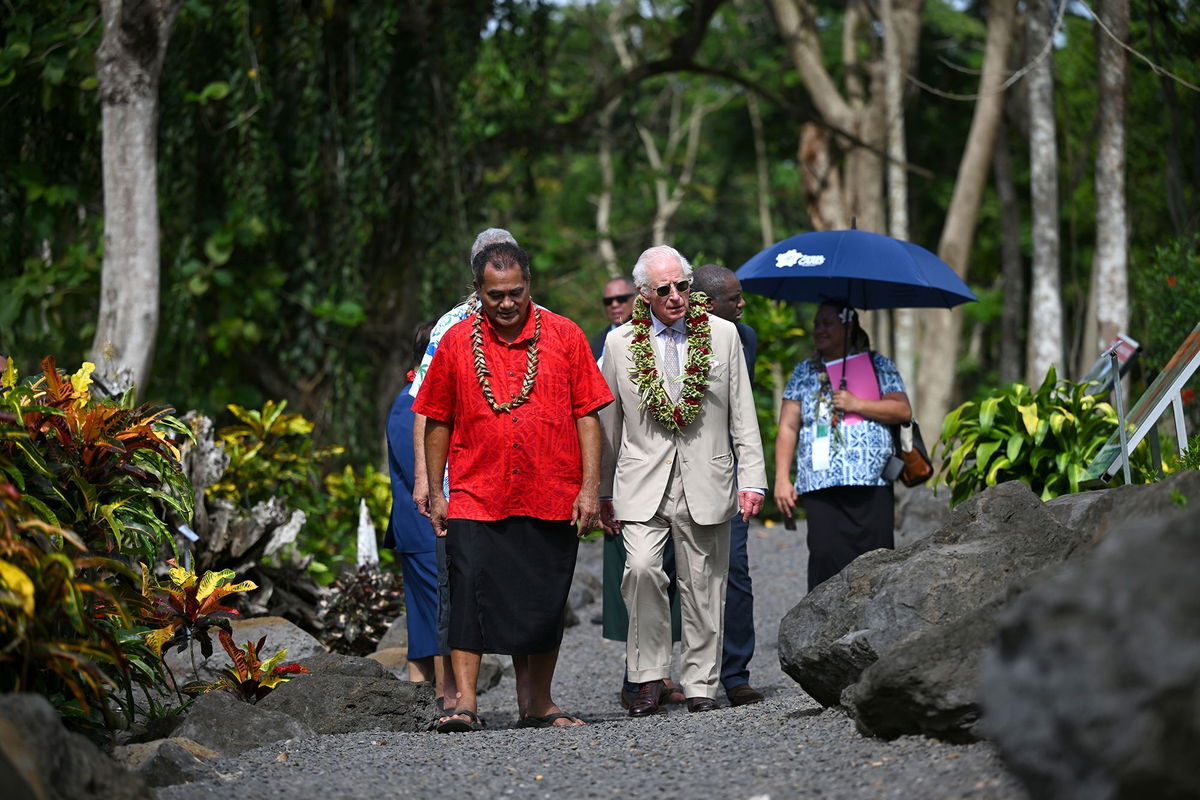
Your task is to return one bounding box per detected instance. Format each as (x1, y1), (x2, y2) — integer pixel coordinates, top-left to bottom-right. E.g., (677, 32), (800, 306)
(415, 241), (613, 732)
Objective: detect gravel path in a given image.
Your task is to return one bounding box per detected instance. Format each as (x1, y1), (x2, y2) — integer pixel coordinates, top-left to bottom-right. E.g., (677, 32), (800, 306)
(158, 520), (1028, 800)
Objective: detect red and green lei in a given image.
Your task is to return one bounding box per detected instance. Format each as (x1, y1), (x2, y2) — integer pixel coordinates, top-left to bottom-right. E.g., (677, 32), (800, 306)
(627, 292), (712, 433)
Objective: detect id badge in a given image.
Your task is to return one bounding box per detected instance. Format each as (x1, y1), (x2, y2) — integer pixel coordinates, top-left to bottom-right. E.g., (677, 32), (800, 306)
(812, 421), (831, 471)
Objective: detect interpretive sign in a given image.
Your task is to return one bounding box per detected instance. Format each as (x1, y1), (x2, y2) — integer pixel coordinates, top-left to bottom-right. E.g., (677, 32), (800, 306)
(1079, 333), (1141, 395)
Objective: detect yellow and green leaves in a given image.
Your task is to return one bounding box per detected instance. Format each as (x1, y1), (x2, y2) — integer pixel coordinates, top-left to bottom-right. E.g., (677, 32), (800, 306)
(0, 356), (194, 562)
(183, 628), (309, 703)
(143, 559), (257, 658)
(936, 365), (1155, 506)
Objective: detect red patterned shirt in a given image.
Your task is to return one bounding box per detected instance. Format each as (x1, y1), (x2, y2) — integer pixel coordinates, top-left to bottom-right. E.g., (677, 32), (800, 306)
(413, 306), (613, 522)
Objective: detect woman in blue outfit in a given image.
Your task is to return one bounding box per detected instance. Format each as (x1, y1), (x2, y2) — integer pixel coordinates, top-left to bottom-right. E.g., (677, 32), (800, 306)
(773, 302), (913, 592)
(384, 321), (439, 685)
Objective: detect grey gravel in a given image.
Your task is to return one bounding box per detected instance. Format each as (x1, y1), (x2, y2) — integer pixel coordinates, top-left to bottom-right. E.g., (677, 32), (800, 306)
(156, 520), (1028, 800)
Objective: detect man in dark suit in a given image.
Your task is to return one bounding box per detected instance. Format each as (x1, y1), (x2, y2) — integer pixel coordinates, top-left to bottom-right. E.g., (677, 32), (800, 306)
(690, 263), (764, 707)
(591, 276), (637, 362)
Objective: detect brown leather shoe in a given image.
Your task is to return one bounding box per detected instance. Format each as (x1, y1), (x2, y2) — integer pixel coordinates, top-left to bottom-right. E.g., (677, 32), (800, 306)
(686, 696), (717, 713)
(628, 681), (664, 717)
(726, 684), (765, 707)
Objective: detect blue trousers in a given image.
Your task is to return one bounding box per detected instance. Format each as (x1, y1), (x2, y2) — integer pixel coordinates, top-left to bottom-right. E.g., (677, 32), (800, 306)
(397, 547), (439, 661)
(720, 513), (755, 690)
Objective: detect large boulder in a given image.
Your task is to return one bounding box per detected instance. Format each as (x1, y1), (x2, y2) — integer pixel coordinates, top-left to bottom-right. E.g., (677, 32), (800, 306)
(841, 471), (1200, 744)
(0, 693), (147, 800)
(164, 615), (326, 686)
(172, 689), (315, 756)
(842, 592), (1010, 742)
(893, 484), (951, 549)
(779, 481), (1082, 707)
(259, 651), (435, 733)
(979, 492), (1200, 800)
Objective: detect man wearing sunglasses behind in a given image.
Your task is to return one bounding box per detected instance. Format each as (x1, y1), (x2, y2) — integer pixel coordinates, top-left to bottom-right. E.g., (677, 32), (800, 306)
(598, 245), (766, 717)
(591, 276), (637, 363)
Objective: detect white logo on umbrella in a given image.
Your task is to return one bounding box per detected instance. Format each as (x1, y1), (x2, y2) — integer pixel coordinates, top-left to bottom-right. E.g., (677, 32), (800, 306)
(775, 249), (825, 268)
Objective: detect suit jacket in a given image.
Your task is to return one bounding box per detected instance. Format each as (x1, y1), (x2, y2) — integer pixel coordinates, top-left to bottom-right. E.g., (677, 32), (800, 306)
(736, 321), (757, 386)
(599, 314), (767, 526)
(591, 324), (618, 360)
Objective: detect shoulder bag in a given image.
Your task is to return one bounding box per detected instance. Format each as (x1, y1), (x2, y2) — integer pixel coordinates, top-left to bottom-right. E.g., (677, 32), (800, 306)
(868, 352), (934, 487)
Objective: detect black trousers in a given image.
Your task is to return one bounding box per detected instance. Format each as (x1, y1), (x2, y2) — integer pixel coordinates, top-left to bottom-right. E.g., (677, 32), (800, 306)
(445, 516), (578, 655)
(803, 484), (895, 592)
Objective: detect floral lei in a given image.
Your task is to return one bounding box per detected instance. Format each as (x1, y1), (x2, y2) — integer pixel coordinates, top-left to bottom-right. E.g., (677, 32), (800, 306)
(627, 292), (712, 433)
(472, 307), (541, 412)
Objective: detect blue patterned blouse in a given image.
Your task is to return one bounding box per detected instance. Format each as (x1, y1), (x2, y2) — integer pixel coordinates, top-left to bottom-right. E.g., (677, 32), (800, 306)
(782, 352), (905, 494)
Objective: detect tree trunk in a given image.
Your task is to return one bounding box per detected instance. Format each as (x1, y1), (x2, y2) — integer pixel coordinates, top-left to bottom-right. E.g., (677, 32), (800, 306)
(917, 0), (1016, 428)
(91, 0), (181, 397)
(992, 117), (1024, 385)
(799, 124), (849, 230)
(1086, 0), (1129, 362)
(1024, 0), (1065, 385)
(767, 0), (922, 240)
(883, 0), (913, 398)
(747, 92), (775, 249)
(596, 99), (620, 275)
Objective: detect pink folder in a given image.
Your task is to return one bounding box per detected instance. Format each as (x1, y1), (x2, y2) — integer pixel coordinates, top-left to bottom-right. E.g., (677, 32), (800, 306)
(823, 352), (879, 425)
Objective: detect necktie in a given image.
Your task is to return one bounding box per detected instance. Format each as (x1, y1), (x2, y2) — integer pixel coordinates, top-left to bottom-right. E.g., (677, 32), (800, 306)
(661, 327), (681, 402)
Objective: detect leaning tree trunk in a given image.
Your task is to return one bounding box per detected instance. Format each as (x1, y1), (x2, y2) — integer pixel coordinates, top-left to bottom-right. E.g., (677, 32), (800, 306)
(1086, 0), (1129, 362)
(916, 0), (1016, 430)
(91, 0), (181, 396)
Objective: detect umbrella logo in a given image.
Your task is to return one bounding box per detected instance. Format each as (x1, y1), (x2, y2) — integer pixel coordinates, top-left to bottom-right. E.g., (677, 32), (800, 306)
(775, 249), (825, 268)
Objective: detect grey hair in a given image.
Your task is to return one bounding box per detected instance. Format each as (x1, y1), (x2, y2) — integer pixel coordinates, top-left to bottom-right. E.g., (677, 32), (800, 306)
(470, 228), (517, 265)
(631, 245), (693, 291)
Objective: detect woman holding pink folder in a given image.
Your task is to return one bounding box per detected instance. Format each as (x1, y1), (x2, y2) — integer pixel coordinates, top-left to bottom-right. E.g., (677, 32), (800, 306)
(773, 302), (913, 591)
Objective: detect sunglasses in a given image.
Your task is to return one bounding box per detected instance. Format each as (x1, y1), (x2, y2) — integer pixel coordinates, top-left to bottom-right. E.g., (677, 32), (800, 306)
(649, 279), (691, 298)
(603, 293), (634, 306)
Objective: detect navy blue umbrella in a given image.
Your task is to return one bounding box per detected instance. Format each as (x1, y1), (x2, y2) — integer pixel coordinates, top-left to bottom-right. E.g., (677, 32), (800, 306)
(735, 228), (977, 309)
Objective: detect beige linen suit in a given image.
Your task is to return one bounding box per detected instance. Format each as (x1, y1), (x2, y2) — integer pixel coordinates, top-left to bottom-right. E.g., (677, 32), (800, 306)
(599, 314), (767, 698)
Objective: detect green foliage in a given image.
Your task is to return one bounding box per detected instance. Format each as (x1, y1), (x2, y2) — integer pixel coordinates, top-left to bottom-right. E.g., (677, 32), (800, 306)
(316, 564), (404, 656)
(742, 295), (809, 520)
(1174, 434), (1200, 472)
(304, 463), (393, 581)
(208, 400), (343, 510)
(0, 357), (194, 563)
(0, 2), (104, 366)
(182, 628), (309, 704)
(1132, 235), (1200, 373)
(207, 400), (391, 582)
(936, 366), (1155, 506)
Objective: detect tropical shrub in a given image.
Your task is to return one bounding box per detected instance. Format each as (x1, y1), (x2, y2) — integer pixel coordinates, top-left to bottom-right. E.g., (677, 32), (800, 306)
(143, 559), (257, 660)
(207, 399), (342, 510)
(317, 564), (404, 656)
(206, 400), (392, 583)
(0, 356), (193, 562)
(0, 475), (148, 728)
(182, 628), (309, 703)
(0, 356), (200, 731)
(936, 366), (1156, 506)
